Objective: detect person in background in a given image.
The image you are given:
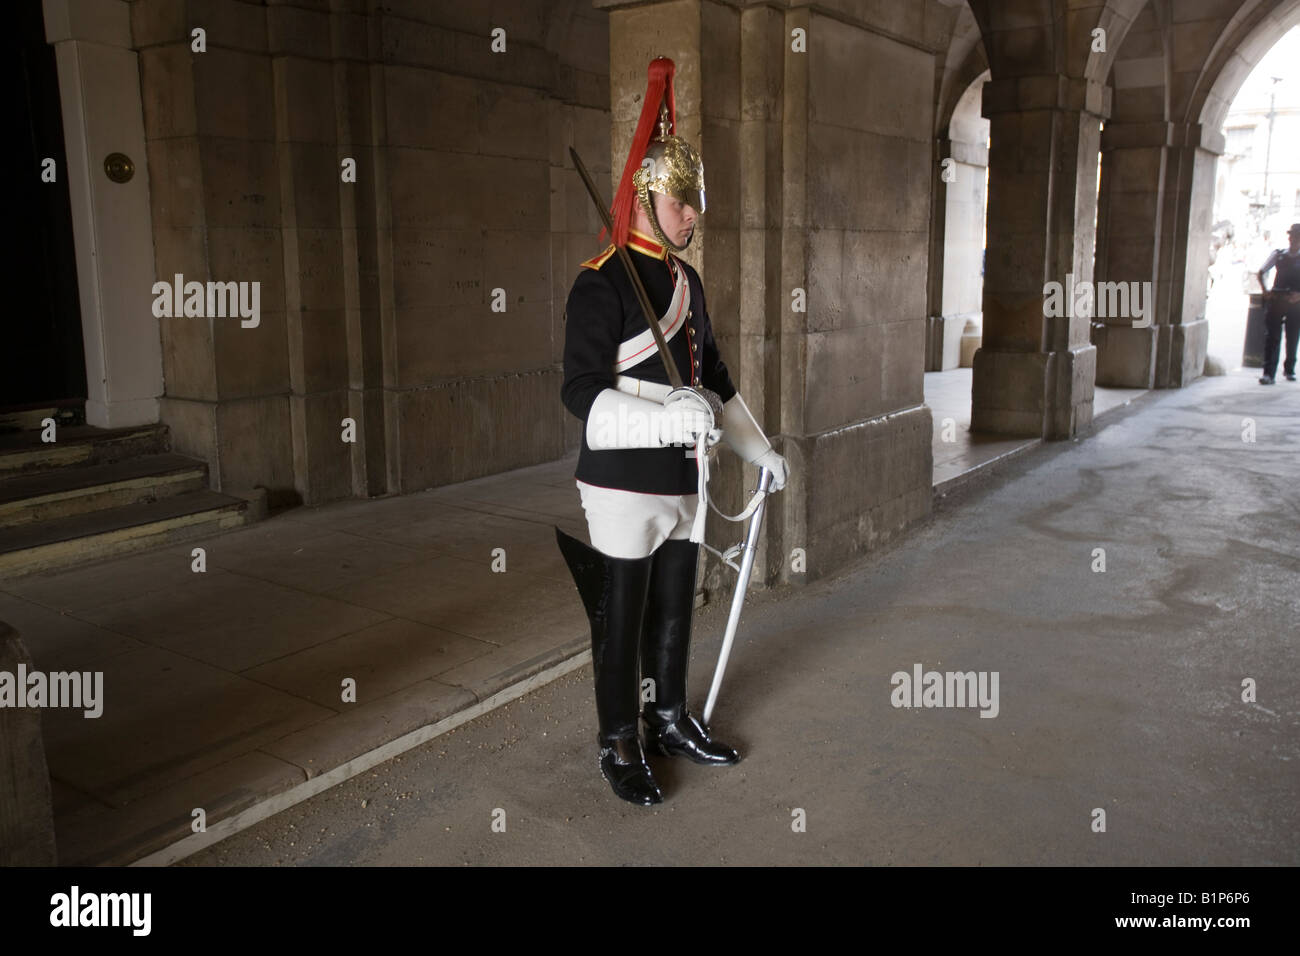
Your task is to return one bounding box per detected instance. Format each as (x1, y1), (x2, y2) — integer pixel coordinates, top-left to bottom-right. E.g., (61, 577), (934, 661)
(1255, 223), (1300, 385)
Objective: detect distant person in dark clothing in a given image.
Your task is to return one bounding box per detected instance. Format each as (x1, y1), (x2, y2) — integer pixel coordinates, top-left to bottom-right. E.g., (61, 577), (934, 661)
(1256, 223), (1300, 385)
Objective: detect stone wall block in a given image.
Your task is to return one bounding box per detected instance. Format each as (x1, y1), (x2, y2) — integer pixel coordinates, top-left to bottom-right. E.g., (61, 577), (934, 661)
(277, 57), (338, 145)
(478, 84), (549, 161)
(396, 370), (565, 491)
(804, 324), (884, 433)
(267, 4), (332, 59)
(296, 309), (350, 394)
(138, 43), (197, 138)
(200, 137), (281, 228)
(214, 309), (289, 400)
(206, 226), (286, 315)
(394, 304), (550, 385)
(292, 389), (353, 503)
(146, 136), (206, 229)
(215, 395), (296, 505)
(194, 48), (274, 141)
(392, 229), (484, 311)
(388, 148), (483, 229)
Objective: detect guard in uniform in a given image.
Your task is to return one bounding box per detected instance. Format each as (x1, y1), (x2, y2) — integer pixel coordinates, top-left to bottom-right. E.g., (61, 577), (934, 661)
(556, 57), (788, 807)
(1257, 223), (1300, 384)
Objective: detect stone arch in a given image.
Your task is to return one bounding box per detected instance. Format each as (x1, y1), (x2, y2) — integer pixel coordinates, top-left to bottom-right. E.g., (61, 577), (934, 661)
(1085, 0), (1156, 85)
(1161, 0), (1300, 386)
(926, 4), (990, 372)
(1193, 1), (1300, 130)
(1106, 0), (1172, 125)
(967, 0), (1146, 83)
(927, 69), (991, 371)
(935, 6), (989, 136)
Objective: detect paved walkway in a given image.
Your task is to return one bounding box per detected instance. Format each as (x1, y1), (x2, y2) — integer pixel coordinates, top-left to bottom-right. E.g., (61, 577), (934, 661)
(925, 367), (1146, 488)
(175, 368), (1298, 866)
(1, 459), (593, 864)
(5, 368), (1295, 864)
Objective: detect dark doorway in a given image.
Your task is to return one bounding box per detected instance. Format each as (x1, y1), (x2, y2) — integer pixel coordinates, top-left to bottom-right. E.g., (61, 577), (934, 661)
(3, 1), (87, 414)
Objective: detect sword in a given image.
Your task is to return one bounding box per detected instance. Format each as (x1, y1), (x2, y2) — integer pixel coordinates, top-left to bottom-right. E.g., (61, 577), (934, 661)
(568, 147), (683, 389)
(702, 465), (773, 725)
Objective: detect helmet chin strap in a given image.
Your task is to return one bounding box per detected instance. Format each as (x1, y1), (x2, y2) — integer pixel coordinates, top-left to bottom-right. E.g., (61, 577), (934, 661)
(636, 182), (689, 253)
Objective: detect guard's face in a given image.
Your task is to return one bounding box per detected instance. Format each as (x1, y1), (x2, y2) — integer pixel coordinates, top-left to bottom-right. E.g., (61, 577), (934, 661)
(655, 192), (698, 248)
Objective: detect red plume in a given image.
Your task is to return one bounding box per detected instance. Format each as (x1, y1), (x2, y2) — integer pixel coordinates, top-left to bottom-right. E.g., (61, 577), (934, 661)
(603, 57), (677, 247)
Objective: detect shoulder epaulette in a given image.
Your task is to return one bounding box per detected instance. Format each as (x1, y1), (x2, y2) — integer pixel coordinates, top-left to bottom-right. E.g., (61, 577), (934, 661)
(580, 245), (617, 271)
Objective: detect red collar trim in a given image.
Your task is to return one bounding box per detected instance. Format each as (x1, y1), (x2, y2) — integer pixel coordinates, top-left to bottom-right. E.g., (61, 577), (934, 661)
(627, 228), (667, 260)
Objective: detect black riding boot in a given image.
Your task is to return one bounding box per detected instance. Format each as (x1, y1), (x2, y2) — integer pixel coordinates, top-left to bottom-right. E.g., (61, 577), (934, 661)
(640, 538), (740, 765)
(556, 528), (663, 806)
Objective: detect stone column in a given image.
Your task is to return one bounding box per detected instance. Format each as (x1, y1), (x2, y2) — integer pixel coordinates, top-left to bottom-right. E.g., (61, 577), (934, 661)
(604, 0), (935, 584)
(600, 0), (770, 584)
(972, 76), (1108, 439)
(0, 621), (57, 865)
(1093, 121), (1166, 387)
(1154, 125), (1220, 388)
(924, 134), (951, 371)
(732, 3), (786, 588)
(44, 0), (164, 428)
(928, 132), (988, 371)
(137, 2), (388, 506)
(135, 0), (296, 503)
(270, 7), (359, 505)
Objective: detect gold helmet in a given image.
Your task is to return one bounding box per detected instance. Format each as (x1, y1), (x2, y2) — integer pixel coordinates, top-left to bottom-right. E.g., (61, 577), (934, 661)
(608, 57), (705, 252)
(632, 105), (706, 251)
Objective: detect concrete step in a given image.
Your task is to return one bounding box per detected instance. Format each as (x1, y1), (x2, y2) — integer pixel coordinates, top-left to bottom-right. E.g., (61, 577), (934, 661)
(0, 403), (82, 433)
(0, 424), (169, 478)
(0, 453), (210, 527)
(0, 489), (262, 578)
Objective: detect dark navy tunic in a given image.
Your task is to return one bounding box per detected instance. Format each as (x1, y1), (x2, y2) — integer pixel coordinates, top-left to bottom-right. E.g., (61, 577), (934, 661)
(1266, 249), (1300, 292)
(561, 229), (737, 495)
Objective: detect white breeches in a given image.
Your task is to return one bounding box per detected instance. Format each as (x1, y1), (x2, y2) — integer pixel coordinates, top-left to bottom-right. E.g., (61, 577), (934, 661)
(576, 481), (699, 559)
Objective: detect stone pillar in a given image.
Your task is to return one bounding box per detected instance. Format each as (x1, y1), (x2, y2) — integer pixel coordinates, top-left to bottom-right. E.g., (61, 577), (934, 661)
(928, 132), (988, 371)
(270, 7), (361, 505)
(135, 0), (297, 504)
(928, 74), (989, 373)
(604, 0), (934, 584)
(732, 2), (786, 588)
(44, 0), (164, 429)
(137, 2), (607, 506)
(1154, 125), (1220, 388)
(139, 2), (384, 507)
(972, 76), (1108, 439)
(777, 3), (811, 585)
(1093, 121), (1166, 387)
(602, 0), (765, 583)
(0, 621), (58, 865)
(924, 134), (950, 371)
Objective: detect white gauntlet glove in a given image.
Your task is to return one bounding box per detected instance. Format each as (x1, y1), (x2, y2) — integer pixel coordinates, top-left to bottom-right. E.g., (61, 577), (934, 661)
(720, 392), (789, 491)
(586, 388), (721, 449)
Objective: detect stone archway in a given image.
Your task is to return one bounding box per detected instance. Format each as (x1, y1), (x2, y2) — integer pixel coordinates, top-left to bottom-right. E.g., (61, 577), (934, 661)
(928, 71), (990, 372)
(1094, 0), (1300, 389)
(926, 3), (989, 374)
(1182, 0), (1300, 375)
